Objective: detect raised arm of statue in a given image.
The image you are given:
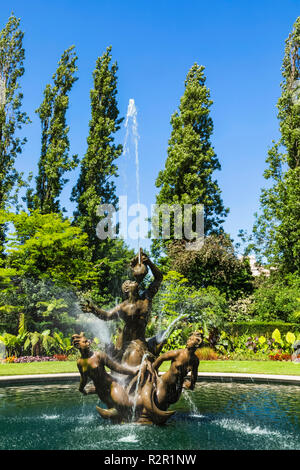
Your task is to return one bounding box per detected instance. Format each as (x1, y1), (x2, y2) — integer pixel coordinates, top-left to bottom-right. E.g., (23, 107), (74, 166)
(80, 298), (121, 321)
(144, 256), (163, 300)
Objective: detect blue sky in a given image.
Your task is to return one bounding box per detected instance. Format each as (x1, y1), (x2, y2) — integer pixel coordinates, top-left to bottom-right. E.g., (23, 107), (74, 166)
(2, 0), (299, 251)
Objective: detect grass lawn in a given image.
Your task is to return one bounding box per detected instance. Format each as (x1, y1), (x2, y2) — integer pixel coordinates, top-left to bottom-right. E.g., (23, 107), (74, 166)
(0, 361), (78, 376)
(0, 360), (299, 376)
(198, 360), (300, 376)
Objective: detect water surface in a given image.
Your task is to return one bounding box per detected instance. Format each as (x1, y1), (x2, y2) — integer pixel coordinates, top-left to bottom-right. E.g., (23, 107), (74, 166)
(0, 381), (300, 450)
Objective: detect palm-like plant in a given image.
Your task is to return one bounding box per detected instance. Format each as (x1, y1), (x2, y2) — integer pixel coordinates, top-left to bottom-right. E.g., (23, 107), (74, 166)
(23, 329), (56, 356)
(0, 313), (28, 357)
(24, 331), (41, 355)
(41, 329), (56, 355)
(53, 331), (74, 355)
(0, 333), (18, 356)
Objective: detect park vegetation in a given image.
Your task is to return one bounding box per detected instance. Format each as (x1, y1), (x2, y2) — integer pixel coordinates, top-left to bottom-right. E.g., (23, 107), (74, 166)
(0, 14), (299, 365)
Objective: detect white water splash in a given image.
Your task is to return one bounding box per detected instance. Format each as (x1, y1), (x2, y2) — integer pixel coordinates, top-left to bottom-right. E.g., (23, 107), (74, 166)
(156, 313), (188, 343)
(118, 434), (138, 443)
(182, 389), (201, 417)
(216, 418), (285, 438)
(75, 310), (114, 347)
(42, 414), (59, 420)
(0, 340), (5, 359)
(132, 352), (148, 421)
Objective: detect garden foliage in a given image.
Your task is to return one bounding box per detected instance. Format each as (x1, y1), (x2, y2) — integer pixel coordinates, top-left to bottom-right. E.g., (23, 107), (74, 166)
(0, 14), (300, 364)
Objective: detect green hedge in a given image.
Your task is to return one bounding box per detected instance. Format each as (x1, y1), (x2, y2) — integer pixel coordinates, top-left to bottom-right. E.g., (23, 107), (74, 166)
(224, 321), (299, 337)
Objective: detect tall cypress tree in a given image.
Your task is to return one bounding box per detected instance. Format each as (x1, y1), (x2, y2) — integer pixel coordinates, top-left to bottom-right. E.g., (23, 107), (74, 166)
(27, 46), (78, 214)
(71, 46), (123, 257)
(251, 17), (300, 273)
(151, 64), (252, 299)
(155, 64), (228, 241)
(0, 14), (29, 223)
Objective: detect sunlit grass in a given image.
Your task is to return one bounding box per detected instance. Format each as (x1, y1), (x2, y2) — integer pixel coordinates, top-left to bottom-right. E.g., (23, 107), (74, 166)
(0, 359), (299, 376)
(0, 361), (78, 376)
(198, 360), (300, 375)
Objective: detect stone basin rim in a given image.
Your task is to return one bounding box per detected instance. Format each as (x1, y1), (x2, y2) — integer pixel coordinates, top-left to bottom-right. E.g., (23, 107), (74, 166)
(1, 371), (300, 386)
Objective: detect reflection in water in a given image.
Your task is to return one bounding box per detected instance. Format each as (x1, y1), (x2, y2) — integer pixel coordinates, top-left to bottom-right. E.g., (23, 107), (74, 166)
(0, 381), (300, 450)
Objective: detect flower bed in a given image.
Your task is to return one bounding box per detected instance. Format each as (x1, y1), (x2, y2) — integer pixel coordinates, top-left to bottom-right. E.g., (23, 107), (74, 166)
(4, 356), (60, 363)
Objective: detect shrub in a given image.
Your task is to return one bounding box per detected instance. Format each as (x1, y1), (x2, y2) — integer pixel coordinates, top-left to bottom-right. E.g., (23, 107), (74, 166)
(152, 270), (229, 338)
(227, 296), (254, 322)
(215, 328), (300, 359)
(250, 273), (300, 322)
(196, 347), (218, 360)
(167, 235), (254, 300)
(224, 321), (299, 338)
(53, 354), (67, 361)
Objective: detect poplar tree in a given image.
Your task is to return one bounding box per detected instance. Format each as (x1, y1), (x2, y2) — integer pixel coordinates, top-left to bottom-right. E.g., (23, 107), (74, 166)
(71, 46), (123, 256)
(0, 14), (29, 241)
(27, 46), (78, 214)
(251, 17), (300, 273)
(71, 47), (133, 303)
(155, 64), (228, 237)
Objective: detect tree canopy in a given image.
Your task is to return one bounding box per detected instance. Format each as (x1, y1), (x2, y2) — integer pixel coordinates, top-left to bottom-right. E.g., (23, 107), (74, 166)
(251, 17), (300, 274)
(27, 46), (78, 214)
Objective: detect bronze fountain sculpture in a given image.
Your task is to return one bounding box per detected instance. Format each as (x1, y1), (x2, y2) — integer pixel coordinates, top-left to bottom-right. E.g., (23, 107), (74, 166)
(73, 250), (202, 425)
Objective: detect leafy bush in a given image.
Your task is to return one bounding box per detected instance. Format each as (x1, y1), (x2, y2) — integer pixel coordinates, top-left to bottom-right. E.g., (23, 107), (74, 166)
(151, 270), (228, 338)
(196, 347), (218, 360)
(0, 277), (81, 335)
(227, 296), (254, 322)
(0, 314), (76, 358)
(215, 327), (300, 360)
(167, 235), (254, 300)
(269, 353), (291, 361)
(250, 273), (300, 322)
(224, 321), (299, 338)
(0, 210), (90, 287)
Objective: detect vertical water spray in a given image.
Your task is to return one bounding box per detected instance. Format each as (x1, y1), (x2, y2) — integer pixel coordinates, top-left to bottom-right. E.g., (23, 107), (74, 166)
(182, 389), (200, 417)
(0, 75), (6, 108)
(123, 98), (141, 257)
(156, 313), (188, 343)
(132, 352), (148, 421)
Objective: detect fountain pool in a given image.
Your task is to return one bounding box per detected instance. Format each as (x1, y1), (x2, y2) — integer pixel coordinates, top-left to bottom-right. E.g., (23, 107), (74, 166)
(1, 380), (300, 450)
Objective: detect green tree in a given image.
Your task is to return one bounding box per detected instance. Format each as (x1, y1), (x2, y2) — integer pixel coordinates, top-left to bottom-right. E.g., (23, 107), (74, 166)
(154, 64), (228, 241)
(71, 46), (123, 254)
(0, 209), (95, 334)
(250, 17), (300, 273)
(0, 209), (90, 286)
(150, 270), (229, 349)
(0, 275), (82, 335)
(0, 14), (29, 244)
(71, 46), (133, 303)
(250, 273), (300, 323)
(167, 234), (254, 300)
(27, 46), (78, 213)
(152, 64), (232, 293)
